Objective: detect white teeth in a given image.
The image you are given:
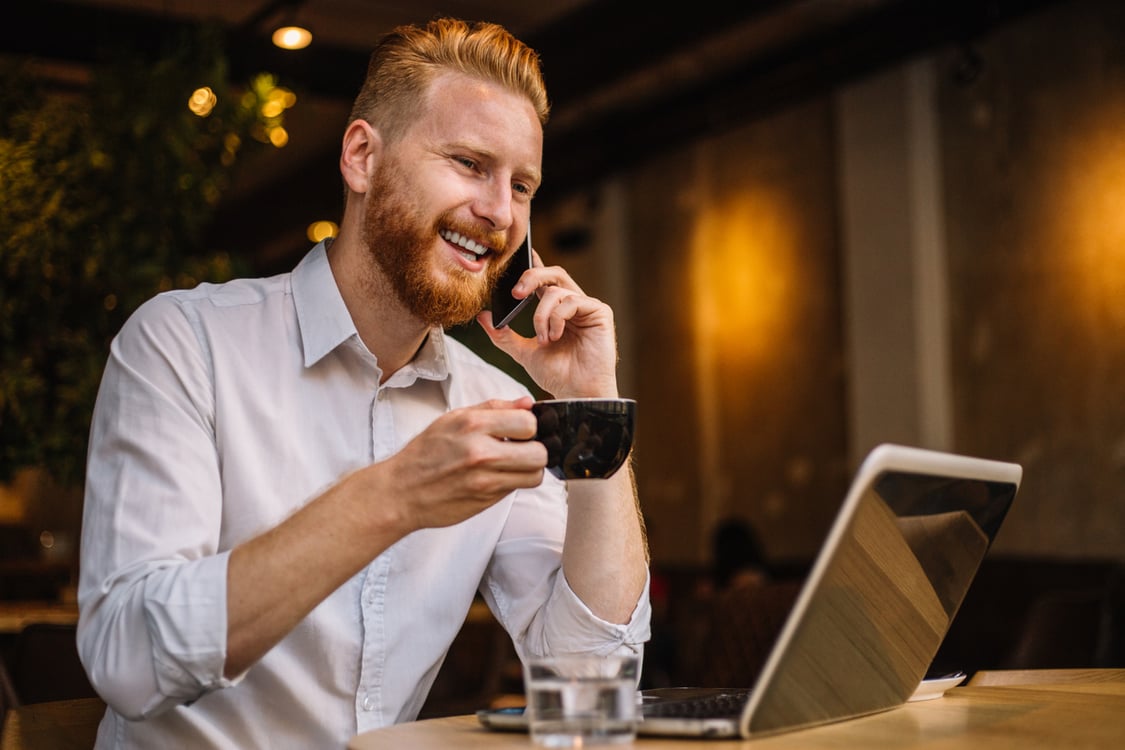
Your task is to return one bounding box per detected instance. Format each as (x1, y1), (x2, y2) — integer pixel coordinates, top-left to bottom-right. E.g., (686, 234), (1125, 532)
(441, 230), (489, 258)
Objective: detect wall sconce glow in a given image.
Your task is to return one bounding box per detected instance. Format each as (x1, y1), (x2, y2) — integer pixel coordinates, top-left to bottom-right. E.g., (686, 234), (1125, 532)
(1052, 113), (1125, 330)
(307, 221), (339, 243)
(272, 25), (312, 50)
(690, 189), (797, 366)
(188, 86), (217, 117)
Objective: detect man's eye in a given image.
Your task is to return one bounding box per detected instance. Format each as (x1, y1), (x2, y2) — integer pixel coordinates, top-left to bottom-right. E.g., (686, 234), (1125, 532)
(455, 156), (477, 170)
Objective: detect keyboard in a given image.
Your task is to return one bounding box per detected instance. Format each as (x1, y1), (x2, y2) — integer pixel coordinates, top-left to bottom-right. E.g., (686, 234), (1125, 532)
(641, 688), (753, 719)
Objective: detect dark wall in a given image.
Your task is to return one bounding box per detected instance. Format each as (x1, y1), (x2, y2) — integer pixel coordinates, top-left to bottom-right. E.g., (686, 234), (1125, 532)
(625, 97), (849, 565)
(602, 0), (1125, 565)
(939, 0), (1125, 557)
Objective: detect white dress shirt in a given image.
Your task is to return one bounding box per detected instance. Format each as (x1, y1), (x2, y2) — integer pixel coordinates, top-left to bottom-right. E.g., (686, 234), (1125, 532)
(78, 243), (651, 749)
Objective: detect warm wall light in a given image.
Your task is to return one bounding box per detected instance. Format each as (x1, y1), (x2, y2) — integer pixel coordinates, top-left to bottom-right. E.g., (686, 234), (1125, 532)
(690, 188), (797, 366)
(1050, 113), (1125, 332)
(272, 25), (312, 50)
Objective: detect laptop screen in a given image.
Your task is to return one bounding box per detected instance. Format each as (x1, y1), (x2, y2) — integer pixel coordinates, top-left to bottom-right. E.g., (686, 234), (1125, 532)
(875, 470), (1017, 617)
(876, 470), (1015, 545)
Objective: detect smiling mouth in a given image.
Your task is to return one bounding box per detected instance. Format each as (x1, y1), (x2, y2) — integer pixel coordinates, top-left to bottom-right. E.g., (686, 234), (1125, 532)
(440, 229), (496, 263)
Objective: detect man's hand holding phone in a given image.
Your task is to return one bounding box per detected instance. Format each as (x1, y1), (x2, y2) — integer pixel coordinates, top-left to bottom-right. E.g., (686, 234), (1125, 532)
(479, 237), (620, 400)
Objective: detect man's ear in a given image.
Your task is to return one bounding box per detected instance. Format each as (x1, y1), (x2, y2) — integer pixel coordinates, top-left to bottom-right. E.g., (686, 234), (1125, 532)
(340, 119), (382, 194)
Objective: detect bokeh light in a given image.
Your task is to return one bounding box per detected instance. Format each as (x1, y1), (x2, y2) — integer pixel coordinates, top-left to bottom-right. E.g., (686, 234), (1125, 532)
(307, 220), (339, 243)
(272, 26), (312, 51)
(188, 86), (217, 117)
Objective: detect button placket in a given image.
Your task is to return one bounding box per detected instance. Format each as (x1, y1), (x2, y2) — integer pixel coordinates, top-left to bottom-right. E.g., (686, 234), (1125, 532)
(371, 386), (396, 462)
(356, 386), (393, 727)
(356, 557), (390, 727)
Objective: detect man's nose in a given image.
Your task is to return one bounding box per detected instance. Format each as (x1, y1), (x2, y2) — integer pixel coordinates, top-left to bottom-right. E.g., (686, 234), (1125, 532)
(471, 177), (515, 230)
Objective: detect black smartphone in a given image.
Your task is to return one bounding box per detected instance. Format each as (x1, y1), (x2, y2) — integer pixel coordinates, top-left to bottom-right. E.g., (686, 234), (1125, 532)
(491, 221), (533, 328)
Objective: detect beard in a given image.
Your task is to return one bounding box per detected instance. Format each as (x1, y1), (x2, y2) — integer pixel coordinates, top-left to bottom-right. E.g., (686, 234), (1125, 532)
(361, 160), (512, 329)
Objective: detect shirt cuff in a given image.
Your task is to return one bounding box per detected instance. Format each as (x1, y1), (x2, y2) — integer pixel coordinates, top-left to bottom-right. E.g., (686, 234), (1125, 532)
(144, 550), (243, 701)
(543, 570), (653, 657)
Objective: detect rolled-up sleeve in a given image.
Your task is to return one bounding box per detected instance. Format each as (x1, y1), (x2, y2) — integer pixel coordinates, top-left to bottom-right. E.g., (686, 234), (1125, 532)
(481, 477), (652, 664)
(78, 294), (236, 719)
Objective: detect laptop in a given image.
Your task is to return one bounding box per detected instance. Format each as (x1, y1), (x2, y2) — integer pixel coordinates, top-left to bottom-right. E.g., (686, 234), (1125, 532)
(478, 443), (1021, 739)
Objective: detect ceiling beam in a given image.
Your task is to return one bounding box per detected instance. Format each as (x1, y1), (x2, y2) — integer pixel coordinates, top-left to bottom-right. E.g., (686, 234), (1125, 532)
(4, 0), (1064, 272)
(539, 0), (1064, 196)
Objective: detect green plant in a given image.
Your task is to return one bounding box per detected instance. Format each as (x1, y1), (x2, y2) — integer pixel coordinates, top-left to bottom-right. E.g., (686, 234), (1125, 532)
(0, 26), (284, 486)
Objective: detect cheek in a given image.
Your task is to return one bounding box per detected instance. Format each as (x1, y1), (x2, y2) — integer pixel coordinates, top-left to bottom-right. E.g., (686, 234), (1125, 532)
(415, 166), (469, 203)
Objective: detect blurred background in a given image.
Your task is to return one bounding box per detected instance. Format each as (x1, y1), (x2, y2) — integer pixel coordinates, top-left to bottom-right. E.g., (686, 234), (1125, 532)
(2, 0), (1123, 718)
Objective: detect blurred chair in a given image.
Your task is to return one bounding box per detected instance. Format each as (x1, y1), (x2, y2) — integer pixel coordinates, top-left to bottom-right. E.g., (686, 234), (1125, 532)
(1, 696), (105, 750)
(1, 658), (18, 739)
(693, 578), (803, 687)
(1004, 589), (1106, 670)
(7, 623), (98, 705)
(417, 601), (521, 718)
(2, 622), (104, 748)
(1000, 560), (1125, 671)
(1094, 563), (1125, 667)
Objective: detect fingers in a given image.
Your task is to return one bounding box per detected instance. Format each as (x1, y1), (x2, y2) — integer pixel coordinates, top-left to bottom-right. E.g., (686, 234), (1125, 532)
(493, 260), (605, 343)
(478, 257), (619, 401)
(514, 262), (586, 298)
(458, 398), (538, 441)
(532, 285), (612, 343)
(488, 259), (599, 345)
(384, 403), (548, 530)
(478, 396), (535, 411)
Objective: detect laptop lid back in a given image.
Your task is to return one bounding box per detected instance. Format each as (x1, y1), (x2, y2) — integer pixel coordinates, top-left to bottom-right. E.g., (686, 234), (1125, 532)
(740, 444), (1021, 737)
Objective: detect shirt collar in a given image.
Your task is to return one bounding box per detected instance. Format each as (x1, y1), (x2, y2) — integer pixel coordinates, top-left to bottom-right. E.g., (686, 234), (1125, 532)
(292, 241), (359, 368)
(411, 329), (452, 381)
(291, 241), (454, 389)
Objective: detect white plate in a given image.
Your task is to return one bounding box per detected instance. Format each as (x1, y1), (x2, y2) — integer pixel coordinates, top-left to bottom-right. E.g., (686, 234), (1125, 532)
(908, 672), (967, 702)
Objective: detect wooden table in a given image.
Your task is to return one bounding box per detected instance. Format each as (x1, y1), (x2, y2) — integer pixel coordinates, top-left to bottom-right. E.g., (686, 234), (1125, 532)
(349, 671), (1125, 749)
(0, 601), (78, 635)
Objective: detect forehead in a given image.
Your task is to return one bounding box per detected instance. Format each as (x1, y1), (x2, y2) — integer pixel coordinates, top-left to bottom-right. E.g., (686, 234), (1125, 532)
(411, 71), (543, 168)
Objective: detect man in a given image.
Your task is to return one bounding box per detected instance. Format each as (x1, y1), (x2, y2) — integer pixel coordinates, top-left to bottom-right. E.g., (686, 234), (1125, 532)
(77, 18), (650, 748)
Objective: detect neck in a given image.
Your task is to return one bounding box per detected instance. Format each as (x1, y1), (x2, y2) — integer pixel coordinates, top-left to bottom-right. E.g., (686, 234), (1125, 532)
(326, 231), (432, 383)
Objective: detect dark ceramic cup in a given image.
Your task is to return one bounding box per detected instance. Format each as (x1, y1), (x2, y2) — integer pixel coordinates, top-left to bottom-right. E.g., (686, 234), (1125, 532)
(531, 398), (636, 480)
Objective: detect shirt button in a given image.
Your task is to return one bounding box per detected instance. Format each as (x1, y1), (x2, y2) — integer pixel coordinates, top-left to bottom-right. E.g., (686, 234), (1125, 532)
(362, 694), (375, 711)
